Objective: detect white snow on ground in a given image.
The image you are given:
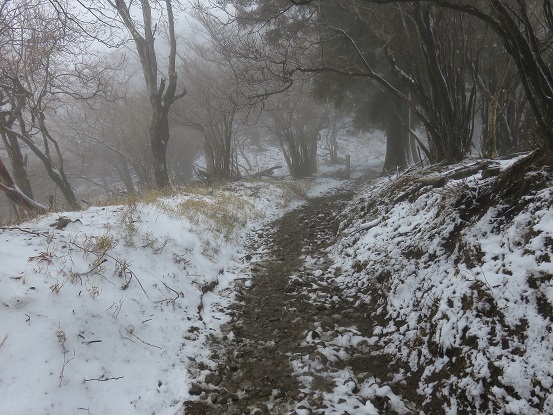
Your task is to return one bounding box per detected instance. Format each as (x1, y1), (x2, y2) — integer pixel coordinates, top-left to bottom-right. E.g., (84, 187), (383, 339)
(0, 133), (381, 415)
(0, 181), (302, 415)
(326, 155), (553, 414)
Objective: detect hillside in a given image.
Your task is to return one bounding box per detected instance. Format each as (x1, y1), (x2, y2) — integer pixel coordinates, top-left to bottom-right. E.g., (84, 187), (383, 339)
(1, 148), (552, 415)
(328, 151), (553, 414)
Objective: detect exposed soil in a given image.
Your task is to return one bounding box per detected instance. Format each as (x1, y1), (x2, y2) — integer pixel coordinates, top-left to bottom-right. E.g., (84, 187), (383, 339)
(183, 172), (424, 414)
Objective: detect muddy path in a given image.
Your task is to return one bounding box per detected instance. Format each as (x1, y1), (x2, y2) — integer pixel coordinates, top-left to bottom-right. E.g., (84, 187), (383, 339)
(184, 178), (419, 414)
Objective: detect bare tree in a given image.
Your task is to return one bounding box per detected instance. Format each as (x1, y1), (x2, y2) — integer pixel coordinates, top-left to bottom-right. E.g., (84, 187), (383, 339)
(0, 1), (116, 210)
(365, 0), (553, 148)
(173, 53), (241, 179)
(62, 90), (155, 195)
(264, 84), (327, 179)
(172, 11), (262, 179)
(66, 0), (187, 189)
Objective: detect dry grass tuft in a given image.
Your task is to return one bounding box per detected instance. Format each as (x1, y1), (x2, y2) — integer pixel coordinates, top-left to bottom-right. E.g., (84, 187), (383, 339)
(159, 192), (258, 239)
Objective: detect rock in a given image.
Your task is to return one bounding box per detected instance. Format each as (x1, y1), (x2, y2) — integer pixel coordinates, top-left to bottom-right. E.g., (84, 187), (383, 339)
(309, 351), (329, 366)
(189, 384), (203, 396)
(306, 330), (320, 341)
(287, 389), (300, 399)
(205, 373), (223, 386)
(272, 388), (285, 399)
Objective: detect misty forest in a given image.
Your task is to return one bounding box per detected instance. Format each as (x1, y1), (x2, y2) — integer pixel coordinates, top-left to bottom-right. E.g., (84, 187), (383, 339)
(1, 1), (553, 414)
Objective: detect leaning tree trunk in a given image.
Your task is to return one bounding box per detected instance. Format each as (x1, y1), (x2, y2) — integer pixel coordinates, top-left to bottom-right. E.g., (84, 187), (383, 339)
(0, 125), (80, 210)
(116, 154), (137, 196)
(0, 156), (46, 216)
(1, 130), (34, 198)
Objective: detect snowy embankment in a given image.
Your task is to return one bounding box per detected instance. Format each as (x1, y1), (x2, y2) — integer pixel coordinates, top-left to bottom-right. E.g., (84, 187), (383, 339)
(0, 180), (307, 415)
(330, 152), (553, 414)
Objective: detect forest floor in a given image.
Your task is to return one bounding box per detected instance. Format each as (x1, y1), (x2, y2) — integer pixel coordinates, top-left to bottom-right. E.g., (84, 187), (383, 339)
(184, 171), (420, 414)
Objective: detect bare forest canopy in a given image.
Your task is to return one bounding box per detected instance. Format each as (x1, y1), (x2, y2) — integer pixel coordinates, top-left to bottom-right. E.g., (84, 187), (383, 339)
(1, 0), (551, 220)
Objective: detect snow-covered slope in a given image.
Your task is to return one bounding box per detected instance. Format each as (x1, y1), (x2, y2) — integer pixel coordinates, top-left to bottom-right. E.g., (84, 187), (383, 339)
(0, 181), (306, 415)
(330, 152), (553, 414)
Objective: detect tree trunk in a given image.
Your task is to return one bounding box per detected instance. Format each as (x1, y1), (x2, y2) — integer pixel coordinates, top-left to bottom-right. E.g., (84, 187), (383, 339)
(1, 131), (34, 198)
(0, 125), (80, 210)
(0, 156), (46, 215)
(307, 135), (318, 175)
(483, 99), (498, 159)
(116, 154), (137, 195)
(382, 94), (410, 174)
(150, 108), (171, 188)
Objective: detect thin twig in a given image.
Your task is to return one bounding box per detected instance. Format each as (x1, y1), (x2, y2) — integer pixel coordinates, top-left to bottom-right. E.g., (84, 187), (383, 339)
(155, 281), (180, 306)
(72, 258), (108, 278)
(84, 376), (124, 382)
(0, 226), (48, 237)
(125, 328), (162, 349)
(59, 351), (75, 387)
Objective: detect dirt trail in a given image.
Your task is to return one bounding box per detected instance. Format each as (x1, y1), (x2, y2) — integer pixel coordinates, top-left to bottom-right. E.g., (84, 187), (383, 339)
(184, 176), (418, 414)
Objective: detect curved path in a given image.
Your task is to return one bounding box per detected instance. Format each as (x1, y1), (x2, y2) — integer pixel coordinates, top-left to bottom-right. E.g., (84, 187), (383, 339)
(185, 177), (418, 414)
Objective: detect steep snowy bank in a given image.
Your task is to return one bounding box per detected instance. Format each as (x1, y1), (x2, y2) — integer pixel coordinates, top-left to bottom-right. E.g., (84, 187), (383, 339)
(330, 152), (553, 414)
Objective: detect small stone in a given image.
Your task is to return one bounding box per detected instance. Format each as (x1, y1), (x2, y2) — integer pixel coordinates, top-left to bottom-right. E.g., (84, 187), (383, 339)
(205, 373), (223, 386)
(273, 388), (285, 399)
(287, 389), (300, 399)
(308, 352), (329, 366)
(189, 384), (203, 396)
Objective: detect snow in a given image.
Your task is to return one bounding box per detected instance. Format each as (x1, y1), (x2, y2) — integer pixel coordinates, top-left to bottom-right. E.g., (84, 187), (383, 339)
(0, 133), (382, 414)
(327, 155), (553, 414)
(8, 134), (550, 413)
(0, 182), (299, 414)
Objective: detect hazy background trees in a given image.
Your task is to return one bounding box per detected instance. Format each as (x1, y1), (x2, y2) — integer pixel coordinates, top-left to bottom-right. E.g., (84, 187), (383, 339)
(1, 0), (551, 220)
(0, 0), (121, 212)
